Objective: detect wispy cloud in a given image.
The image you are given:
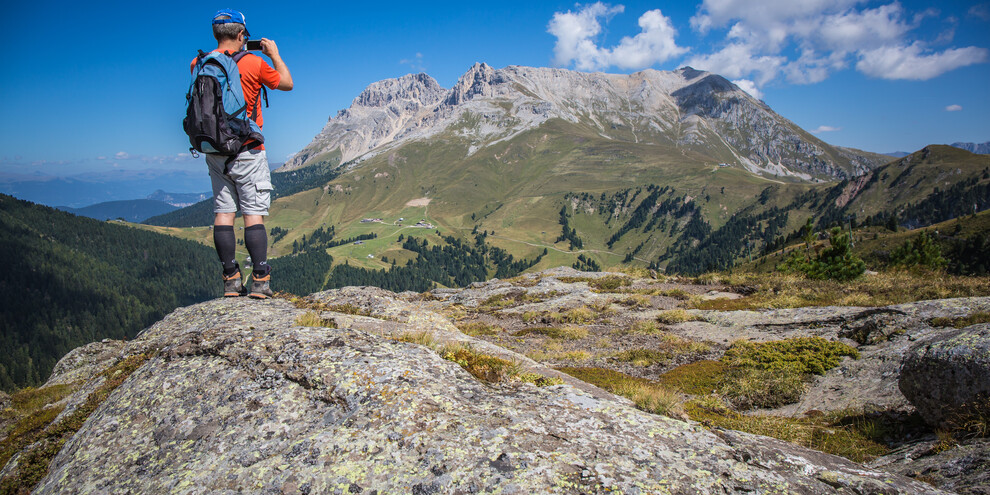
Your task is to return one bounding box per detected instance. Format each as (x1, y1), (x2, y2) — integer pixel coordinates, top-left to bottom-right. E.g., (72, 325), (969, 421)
(812, 125), (841, 133)
(969, 4), (990, 21)
(548, 2), (686, 71)
(399, 52), (426, 72)
(945, 104), (963, 111)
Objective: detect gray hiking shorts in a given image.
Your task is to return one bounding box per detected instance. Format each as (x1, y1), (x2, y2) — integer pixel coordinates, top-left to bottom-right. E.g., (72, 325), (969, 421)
(206, 149), (273, 216)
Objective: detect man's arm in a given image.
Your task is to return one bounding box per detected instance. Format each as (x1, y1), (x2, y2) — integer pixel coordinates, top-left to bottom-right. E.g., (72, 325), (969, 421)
(260, 38), (293, 91)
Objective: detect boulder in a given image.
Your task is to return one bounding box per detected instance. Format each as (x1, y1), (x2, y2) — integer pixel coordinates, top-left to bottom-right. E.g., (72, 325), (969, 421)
(899, 324), (990, 429)
(19, 295), (941, 494)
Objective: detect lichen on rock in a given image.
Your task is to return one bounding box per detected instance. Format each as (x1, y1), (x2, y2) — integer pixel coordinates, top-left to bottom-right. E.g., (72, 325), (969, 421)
(4, 291), (944, 494)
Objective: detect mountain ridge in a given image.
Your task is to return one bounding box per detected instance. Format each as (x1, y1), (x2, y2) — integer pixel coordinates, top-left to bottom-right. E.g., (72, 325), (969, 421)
(283, 63), (887, 180)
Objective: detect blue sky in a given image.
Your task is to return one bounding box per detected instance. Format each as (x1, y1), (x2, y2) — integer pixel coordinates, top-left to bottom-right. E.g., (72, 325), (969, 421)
(1, 0), (987, 180)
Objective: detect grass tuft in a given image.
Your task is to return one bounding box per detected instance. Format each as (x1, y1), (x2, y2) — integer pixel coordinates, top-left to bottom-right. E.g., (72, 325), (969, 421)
(439, 344), (519, 383)
(612, 336), (711, 367)
(690, 271), (990, 311)
(513, 325), (589, 340)
(929, 311), (990, 329)
(558, 367), (684, 418)
(456, 321), (502, 337)
(620, 294), (652, 309)
(296, 311), (337, 328)
(656, 309), (705, 325)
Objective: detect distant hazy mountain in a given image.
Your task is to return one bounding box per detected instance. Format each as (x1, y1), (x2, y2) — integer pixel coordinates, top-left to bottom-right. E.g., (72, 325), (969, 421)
(883, 151), (911, 158)
(0, 169), (209, 208)
(285, 64), (887, 180)
(146, 189), (210, 207)
(950, 142), (990, 154)
(57, 199), (179, 223)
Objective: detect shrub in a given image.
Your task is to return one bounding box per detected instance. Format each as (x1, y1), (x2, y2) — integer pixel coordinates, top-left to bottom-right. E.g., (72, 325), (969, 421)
(780, 228), (866, 281)
(721, 337), (859, 376)
(716, 337), (859, 410)
(890, 231), (946, 270)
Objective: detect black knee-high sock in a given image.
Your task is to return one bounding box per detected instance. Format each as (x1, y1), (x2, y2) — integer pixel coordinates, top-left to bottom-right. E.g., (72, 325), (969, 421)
(244, 224), (270, 276)
(213, 225), (238, 275)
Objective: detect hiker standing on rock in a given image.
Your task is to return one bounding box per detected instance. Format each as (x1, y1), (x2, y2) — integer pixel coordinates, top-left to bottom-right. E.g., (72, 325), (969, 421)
(185, 9), (293, 299)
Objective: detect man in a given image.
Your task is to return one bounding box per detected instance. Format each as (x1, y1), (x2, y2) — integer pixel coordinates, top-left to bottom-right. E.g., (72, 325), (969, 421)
(192, 9), (293, 299)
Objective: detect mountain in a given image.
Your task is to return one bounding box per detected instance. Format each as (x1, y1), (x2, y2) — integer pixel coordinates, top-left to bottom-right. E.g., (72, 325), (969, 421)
(146, 189), (210, 207)
(148, 65), (987, 287)
(0, 193), (219, 390)
(950, 141), (990, 154)
(57, 199), (178, 222)
(285, 64), (887, 180)
(0, 169), (210, 208)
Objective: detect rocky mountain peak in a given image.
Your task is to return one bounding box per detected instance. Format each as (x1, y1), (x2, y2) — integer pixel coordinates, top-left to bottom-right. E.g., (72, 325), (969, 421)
(444, 62), (507, 107)
(282, 63), (887, 177)
(353, 72), (444, 108)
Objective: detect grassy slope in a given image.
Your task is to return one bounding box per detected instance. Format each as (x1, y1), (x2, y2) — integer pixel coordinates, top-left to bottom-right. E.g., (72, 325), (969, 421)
(139, 125), (989, 279)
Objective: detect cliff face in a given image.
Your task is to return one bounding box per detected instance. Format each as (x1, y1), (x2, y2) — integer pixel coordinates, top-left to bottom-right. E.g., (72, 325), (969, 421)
(10, 279), (949, 494)
(283, 64), (887, 179)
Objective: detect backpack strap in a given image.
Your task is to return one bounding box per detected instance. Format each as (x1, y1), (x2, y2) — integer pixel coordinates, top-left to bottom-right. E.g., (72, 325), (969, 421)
(230, 51), (270, 123)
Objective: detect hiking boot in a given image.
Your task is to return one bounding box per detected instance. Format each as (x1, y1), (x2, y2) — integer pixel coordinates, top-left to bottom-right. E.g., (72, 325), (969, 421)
(248, 272), (273, 299)
(223, 270), (246, 297)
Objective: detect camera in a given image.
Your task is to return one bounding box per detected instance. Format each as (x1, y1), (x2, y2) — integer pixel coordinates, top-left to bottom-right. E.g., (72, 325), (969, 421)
(245, 40), (263, 51)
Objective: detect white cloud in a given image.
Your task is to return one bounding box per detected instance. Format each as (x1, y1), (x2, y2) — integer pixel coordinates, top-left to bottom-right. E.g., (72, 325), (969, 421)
(812, 125), (841, 133)
(685, 0), (990, 91)
(945, 104), (963, 111)
(732, 79), (763, 99)
(856, 42), (989, 80)
(548, 3), (685, 71)
(114, 151), (130, 160)
(685, 43), (785, 85)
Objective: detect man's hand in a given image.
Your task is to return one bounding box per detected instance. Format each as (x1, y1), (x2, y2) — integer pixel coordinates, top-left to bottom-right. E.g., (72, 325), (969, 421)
(260, 38), (293, 91)
(259, 38), (280, 59)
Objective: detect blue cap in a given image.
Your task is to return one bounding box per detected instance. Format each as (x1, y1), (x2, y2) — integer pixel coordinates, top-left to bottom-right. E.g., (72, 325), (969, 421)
(212, 9), (250, 38)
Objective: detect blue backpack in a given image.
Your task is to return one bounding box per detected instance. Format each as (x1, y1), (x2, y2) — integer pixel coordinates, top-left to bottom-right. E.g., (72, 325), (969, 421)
(183, 50), (264, 164)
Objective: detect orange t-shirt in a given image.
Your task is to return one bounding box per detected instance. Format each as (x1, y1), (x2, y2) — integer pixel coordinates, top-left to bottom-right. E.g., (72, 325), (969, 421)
(190, 50), (281, 150)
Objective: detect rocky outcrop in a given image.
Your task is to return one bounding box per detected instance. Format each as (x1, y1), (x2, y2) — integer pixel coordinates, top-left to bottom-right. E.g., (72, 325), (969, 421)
(281, 64), (887, 178)
(899, 324), (990, 429)
(12, 291), (943, 494)
(870, 437), (990, 495)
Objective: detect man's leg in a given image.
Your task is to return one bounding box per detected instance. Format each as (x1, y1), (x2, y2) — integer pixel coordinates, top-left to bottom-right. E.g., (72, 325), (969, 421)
(214, 212), (238, 276)
(243, 215), (270, 277)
